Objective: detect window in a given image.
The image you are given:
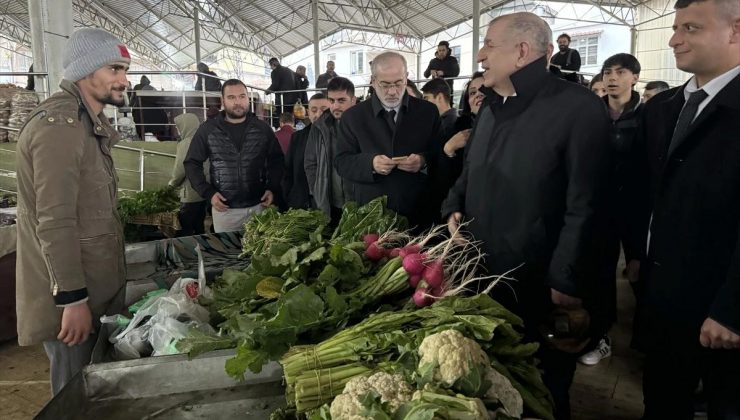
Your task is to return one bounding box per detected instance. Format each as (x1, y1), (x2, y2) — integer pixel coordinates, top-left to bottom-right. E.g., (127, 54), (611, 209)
(350, 50), (365, 75)
(572, 35), (599, 66)
(451, 45), (461, 60)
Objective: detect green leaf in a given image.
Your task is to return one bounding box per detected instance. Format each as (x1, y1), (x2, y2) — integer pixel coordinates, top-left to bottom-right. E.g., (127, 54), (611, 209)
(359, 390), (394, 420)
(175, 327), (235, 357)
(393, 402), (439, 420)
(452, 360), (491, 398)
(306, 405), (332, 420)
(267, 284), (325, 329)
(225, 344), (269, 379)
(317, 264), (342, 289)
(256, 277), (286, 299)
(325, 286), (348, 316)
(416, 361), (437, 388)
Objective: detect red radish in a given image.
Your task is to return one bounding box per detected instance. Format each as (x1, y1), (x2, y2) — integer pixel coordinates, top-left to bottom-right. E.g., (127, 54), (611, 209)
(363, 233), (380, 247)
(399, 244), (422, 258)
(413, 287), (433, 307)
(365, 242), (386, 261)
(388, 248), (401, 257)
(408, 274), (422, 288)
(422, 260), (445, 288)
(402, 253), (426, 275)
(185, 281), (199, 299)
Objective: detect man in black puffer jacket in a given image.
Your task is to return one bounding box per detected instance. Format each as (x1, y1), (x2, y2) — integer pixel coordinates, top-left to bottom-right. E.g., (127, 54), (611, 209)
(185, 79), (284, 232)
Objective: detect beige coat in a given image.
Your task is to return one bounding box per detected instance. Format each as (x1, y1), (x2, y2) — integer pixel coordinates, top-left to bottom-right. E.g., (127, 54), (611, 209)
(15, 80), (125, 346)
(169, 113), (208, 203)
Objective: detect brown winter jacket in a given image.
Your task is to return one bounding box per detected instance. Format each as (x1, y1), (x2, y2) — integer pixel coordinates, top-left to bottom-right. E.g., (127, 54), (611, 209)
(15, 80), (125, 346)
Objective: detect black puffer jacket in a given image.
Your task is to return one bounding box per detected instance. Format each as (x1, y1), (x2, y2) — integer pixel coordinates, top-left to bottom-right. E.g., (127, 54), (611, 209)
(184, 113), (284, 208)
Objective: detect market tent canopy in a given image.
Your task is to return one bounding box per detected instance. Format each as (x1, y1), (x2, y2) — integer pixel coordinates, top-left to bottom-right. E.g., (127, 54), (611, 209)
(0, 0), (674, 70)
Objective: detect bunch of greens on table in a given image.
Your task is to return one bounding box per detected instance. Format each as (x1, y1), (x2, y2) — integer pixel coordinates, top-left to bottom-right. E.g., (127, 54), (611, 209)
(117, 185), (180, 225)
(175, 197), (410, 375)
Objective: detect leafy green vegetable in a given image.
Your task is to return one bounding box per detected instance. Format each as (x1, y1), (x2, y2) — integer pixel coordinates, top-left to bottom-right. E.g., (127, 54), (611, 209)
(331, 197), (408, 245)
(359, 390), (394, 420)
(256, 277), (286, 299)
(241, 207), (329, 258)
(117, 186), (180, 225)
(174, 326), (234, 356)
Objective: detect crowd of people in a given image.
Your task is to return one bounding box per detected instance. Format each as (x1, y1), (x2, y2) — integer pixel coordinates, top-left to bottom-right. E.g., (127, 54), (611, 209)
(12, 0), (740, 418)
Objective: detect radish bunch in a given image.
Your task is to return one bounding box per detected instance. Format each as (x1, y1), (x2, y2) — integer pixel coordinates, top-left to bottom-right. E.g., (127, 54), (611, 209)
(363, 225), (510, 308)
(402, 248), (445, 307)
(402, 224), (508, 307)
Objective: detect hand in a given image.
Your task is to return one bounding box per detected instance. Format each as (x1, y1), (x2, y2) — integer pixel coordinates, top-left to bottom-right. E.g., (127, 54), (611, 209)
(447, 212), (463, 235)
(551, 288), (582, 308)
(373, 155), (396, 175)
(210, 192), (229, 212)
(699, 318), (740, 349)
(261, 190), (274, 207)
(443, 129), (471, 157)
(436, 70), (444, 77)
(58, 302), (93, 346)
(396, 154), (425, 173)
(626, 259), (640, 283)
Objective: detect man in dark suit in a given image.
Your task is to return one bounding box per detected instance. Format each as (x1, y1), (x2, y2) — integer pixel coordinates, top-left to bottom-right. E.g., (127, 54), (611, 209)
(335, 51), (441, 229)
(266, 58), (298, 127)
(638, 0), (740, 418)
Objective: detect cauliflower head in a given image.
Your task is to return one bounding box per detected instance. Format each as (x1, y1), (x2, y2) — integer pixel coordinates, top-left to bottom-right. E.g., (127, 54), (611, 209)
(483, 368), (523, 418)
(418, 329), (490, 387)
(329, 371), (414, 419)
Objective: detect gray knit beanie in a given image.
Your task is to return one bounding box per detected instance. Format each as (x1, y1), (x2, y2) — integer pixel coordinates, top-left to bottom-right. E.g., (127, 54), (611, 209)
(63, 28), (131, 82)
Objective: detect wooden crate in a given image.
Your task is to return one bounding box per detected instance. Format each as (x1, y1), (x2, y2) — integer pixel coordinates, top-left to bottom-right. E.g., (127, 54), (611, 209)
(129, 211), (181, 238)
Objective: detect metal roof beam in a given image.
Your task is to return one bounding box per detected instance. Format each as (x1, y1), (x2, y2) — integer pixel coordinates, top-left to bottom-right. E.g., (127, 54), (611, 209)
(0, 14), (31, 46)
(86, 1), (192, 66)
(188, 0), (275, 57)
(582, 0), (633, 26)
(368, 0), (426, 38)
(72, 0), (179, 69)
(240, 0), (314, 47)
(129, 0), (197, 58)
(388, 0), (446, 36)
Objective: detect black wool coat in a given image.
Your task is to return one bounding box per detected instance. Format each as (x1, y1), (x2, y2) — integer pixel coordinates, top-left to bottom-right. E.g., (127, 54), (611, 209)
(335, 94), (442, 229)
(282, 124), (312, 210)
(640, 72), (740, 342)
(441, 56), (612, 325)
(268, 65), (298, 106)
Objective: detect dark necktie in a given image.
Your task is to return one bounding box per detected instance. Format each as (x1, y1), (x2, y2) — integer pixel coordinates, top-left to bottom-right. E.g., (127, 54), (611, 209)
(669, 89), (708, 155)
(385, 109), (397, 131)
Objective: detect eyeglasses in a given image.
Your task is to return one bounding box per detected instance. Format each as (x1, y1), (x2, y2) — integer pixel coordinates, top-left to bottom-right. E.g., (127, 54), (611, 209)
(377, 81), (405, 91)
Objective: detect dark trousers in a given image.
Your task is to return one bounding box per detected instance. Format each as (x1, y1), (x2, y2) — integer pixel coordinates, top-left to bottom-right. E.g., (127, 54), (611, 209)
(538, 342), (578, 420)
(178, 201), (207, 236)
(642, 326), (740, 420)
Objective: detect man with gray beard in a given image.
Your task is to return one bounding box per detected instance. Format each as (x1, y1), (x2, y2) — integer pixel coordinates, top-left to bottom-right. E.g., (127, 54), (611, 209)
(335, 52), (442, 229)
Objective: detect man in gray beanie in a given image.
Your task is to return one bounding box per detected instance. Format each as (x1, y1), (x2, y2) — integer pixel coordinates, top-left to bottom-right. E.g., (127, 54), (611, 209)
(15, 27), (130, 396)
